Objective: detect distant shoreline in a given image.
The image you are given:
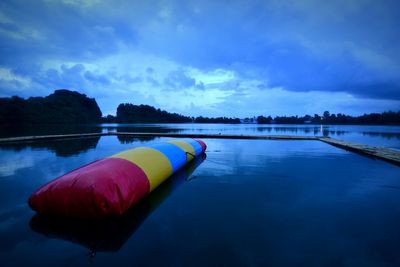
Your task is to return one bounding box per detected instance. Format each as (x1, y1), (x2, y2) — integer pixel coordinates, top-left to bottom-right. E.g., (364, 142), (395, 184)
(2, 89), (399, 125)
(2, 122), (400, 126)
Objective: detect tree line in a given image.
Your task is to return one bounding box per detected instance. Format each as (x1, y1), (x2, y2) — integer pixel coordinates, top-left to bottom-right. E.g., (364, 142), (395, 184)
(0, 89), (399, 125)
(255, 111), (400, 125)
(103, 104), (241, 123)
(0, 90), (102, 124)
(114, 103), (192, 123)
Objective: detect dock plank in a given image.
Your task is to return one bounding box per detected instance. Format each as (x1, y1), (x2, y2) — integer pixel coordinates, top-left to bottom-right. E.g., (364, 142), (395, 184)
(319, 137), (400, 166)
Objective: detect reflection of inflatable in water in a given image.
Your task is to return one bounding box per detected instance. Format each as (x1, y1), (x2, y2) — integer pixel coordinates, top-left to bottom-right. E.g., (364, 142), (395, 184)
(29, 139), (207, 218)
(30, 154), (206, 256)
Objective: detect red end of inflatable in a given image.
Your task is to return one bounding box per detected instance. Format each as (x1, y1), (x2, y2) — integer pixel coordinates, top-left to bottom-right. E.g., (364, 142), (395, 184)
(29, 158), (150, 218)
(195, 139), (207, 153)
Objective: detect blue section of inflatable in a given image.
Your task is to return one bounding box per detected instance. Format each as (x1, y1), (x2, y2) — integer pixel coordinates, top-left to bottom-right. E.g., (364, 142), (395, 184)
(150, 143), (187, 172)
(185, 139), (203, 156)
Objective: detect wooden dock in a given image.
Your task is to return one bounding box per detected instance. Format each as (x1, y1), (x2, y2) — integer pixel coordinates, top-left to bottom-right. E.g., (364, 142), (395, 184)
(319, 137), (400, 166)
(0, 133), (399, 166)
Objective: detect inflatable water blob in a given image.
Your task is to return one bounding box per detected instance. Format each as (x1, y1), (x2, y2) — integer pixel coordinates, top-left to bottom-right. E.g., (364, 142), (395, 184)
(29, 139), (207, 218)
(30, 155), (205, 254)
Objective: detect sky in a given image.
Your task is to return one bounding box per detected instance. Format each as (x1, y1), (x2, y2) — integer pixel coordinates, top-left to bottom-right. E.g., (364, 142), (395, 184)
(0, 0), (399, 117)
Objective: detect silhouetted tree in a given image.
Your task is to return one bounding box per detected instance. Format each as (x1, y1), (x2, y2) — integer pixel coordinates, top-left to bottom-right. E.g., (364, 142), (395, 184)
(116, 103), (192, 123)
(194, 116), (240, 123)
(254, 111), (400, 125)
(323, 111), (330, 119)
(257, 115), (272, 124)
(0, 90), (102, 124)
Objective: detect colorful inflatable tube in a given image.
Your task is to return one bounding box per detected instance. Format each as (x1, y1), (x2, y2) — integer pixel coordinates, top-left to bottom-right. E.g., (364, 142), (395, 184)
(29, 139), (207, 218)
(30, 155), (206, 253)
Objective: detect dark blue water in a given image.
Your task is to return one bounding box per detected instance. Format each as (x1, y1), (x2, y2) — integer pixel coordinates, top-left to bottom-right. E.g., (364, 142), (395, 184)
(1, 123), (399, 149)
(0, 136), (399, 266)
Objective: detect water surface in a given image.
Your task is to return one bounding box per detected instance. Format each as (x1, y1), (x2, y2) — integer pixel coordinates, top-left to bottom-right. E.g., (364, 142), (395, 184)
(0, 136), (399, 266)
(1, 123), (399, 149)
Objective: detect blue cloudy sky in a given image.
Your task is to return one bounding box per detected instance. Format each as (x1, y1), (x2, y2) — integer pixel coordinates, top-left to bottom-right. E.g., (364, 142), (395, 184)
(0, 0), (399, 117)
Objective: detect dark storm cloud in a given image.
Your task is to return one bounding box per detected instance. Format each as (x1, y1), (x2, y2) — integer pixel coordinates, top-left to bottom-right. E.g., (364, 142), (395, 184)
(164, 70), (196, 90)
(133, 0), (400, 100)
(33, 64), (110, 91)
(0, 0), (399, 105)
(0, 0), (137, 66)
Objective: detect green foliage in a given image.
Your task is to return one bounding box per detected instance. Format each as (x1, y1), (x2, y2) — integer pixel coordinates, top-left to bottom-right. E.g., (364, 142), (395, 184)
(116, 103), (192, 123)
(256, 111), (400, 125)
(114, 104), (241, 124)
(257, 115), (272, 124)
(0, 89), (102, 124)
(194, 116), (241, 124)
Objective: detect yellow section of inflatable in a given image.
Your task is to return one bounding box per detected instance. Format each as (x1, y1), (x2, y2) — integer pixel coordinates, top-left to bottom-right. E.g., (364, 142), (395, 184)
(111, 147), (173, 192)
(167, 140), (196, 162)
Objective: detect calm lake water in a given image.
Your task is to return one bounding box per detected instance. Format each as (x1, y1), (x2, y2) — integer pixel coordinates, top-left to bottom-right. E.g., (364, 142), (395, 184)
(2, 123), (400, 149)
(0, 125), (399, 266)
